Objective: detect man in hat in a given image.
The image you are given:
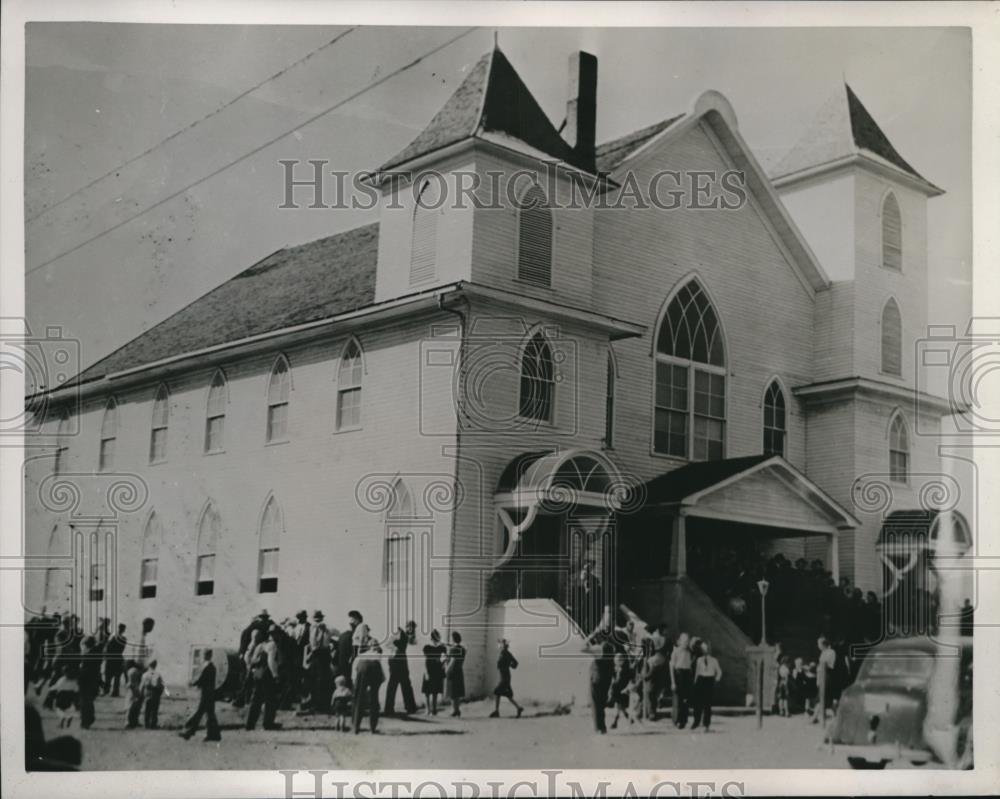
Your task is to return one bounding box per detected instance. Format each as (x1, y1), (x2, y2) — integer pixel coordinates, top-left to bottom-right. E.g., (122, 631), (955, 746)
(180, 649), (221, 741)
(286, 610), (310, 707)
(305, 611), (332, 713)
(337, 611), (363, 689)
(384, 620), (418, 716)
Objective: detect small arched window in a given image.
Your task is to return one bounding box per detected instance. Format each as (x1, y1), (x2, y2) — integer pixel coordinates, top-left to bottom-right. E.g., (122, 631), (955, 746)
(205, 371), (227, 453)
(654, 279), (726, 460)
(258, 496), (282, 593)
(140, 512), (162, 598)
(266, 357), (291, 442)
(882, 193), (902, 271)
(410, 179), (439, 285)
(881, 298), (902, 376)
(605, 352), (616, 447)
(516, 184), (553, 287)
(519, 332), (555, 422)
(149, 385), (169, 463)
(889, 413), (910, 483)
(763, 381), (787, 457)
(53, 411), (70, 475)
(196, 504), (221, 596)
(337, 340), (364, 430)
(99, 399), (118, 471)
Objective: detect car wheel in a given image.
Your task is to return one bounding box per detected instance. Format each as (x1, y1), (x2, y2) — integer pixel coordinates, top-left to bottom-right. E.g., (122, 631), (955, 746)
(848, 757), (888, 770)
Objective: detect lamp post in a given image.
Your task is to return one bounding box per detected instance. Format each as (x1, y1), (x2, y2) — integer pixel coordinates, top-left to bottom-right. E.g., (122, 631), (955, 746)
(757, 578), (770, 646)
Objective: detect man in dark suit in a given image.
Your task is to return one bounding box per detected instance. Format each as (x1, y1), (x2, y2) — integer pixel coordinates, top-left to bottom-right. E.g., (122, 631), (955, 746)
(589, 641), (615, 734)
(384, 621), (418, 716)
(337, 610), (362, 688)
(103, 624), (126, 697)
(180, 649), (221, 741)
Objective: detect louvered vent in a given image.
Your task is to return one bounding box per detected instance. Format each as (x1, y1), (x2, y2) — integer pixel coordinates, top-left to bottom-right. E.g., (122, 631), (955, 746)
(516, 186), (552, 287)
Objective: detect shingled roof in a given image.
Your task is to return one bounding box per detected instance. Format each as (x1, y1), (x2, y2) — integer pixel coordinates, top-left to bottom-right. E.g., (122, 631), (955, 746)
(641, 455), (772, 505)
(771, 83), (940, 193)
(595, 115), (685, 173)
(378, 47), (593, 175)
(70, 223), (380, 386)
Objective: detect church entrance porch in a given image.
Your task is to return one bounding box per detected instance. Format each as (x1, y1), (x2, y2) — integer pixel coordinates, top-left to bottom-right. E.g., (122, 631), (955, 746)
(620, 455), (859, 705)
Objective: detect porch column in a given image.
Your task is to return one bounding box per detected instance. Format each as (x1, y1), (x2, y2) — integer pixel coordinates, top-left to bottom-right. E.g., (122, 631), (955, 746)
(669, 513), (687, 576)
(829, 533), (840, 582)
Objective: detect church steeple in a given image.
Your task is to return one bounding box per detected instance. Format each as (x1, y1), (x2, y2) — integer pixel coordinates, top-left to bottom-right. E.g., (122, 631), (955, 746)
(772, 84), (942, 197)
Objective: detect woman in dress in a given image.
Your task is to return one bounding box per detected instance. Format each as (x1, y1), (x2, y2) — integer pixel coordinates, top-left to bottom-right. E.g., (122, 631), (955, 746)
(421, 629), (447, 715)
(444, 631), (466, 717)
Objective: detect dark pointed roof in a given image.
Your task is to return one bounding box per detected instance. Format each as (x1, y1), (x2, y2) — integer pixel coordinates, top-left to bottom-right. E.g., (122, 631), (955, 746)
(379, 48), (593, 174)
(772, 83), (940, 194)
(69, 223), (380, 387)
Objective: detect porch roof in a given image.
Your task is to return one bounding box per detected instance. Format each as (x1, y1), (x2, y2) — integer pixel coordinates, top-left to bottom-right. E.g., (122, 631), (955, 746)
(641, 455), (859, 533)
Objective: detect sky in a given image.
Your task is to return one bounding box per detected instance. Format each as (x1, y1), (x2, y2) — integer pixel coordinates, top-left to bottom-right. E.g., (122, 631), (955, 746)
(24, 24), (971, 375)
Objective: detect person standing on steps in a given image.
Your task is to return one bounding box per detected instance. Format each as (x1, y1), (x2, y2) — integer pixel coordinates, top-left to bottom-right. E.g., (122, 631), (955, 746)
(180, 648), (221, 742)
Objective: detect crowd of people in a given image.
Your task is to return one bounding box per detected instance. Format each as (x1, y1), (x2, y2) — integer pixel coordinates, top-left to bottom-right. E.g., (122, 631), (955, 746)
(687, 546), (886, 645)
(25, 611), (159, 731)
(584, 613), (723, 735)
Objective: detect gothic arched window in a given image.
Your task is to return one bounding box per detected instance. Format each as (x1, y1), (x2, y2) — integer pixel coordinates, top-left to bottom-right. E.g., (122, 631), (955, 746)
(654, 279), (726, 460)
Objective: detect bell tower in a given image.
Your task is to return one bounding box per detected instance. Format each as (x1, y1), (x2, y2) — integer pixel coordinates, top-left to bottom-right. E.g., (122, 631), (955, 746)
(770, 84), (948, 590)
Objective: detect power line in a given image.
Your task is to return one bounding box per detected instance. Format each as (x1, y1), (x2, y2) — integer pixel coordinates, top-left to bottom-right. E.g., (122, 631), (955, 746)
(26, 27), (480, 277)
(27, 27), (358, 223)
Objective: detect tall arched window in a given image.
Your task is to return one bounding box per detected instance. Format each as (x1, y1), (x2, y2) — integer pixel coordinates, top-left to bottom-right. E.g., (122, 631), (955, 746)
(53, 410), (70, 475)
(410, 179), (439, 285)
(654, 279), (726, 460)
(140, 512), (162, 598)
(763, 381), (787, 457)
(516, 184), (553, 287)
(44, 524), (69, 610)
(519, 332), (555, 422)
(385, 481), (415, 630)
(337, 339), (363, 430)
(605, 352), (616, 447)
(149, 384), (169, 463)
(889, 413), (910, 483)
(99, 398), (118, 471)
(257, 496), (282, 593)
(196, 503), (220, 596)
(205, 371), (227, 453)
(881, 298), (902, 376)
(882, 192), (902, 271)
(266, 356), (290, 442)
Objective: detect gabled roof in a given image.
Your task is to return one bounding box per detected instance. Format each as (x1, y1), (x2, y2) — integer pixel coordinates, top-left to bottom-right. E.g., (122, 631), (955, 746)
(69, 223), (380, 387)
(771, 83), (942, 195)
(642, 455), (771, 505)
(378, 47), (593, 175)
(595, 115), (685, 173)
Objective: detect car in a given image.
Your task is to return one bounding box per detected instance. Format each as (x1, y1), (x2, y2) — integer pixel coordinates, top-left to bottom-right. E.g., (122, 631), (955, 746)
(829, 635), (972, 769)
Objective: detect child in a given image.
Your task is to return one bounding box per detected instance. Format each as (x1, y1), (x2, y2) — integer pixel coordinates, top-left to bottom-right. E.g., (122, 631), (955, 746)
(776, 657), (791, 717)
(607, 652), (633, 729)
(124, 659), (143, 729)
(52, 666), (79, 728)
(489, 639), (523, 718)
(331, 675), (353, 731)
(140, 659), (167, 729)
